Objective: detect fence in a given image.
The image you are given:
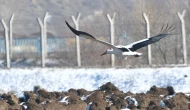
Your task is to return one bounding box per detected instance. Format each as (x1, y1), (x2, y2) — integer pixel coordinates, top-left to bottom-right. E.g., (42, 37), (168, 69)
(0, 37), (67, 54)
(0, 10), (190, 68)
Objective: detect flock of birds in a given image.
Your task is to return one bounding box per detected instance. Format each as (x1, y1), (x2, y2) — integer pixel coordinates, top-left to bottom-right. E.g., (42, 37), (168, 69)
(65, 21), (175, 60)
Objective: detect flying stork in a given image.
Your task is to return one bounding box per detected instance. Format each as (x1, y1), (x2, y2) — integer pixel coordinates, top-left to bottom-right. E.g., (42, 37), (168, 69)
(65, 21), (175, 59)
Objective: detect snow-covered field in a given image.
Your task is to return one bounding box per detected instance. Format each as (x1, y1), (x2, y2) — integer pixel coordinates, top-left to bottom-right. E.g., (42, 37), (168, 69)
(0, 67), (190, 97)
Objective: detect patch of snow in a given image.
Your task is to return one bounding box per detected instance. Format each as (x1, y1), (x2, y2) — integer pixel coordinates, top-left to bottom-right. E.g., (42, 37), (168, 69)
(166, 94), (176, 99)
(20, 102), (27, 109)
(59, 96), (69, 104)
(105, 95), (111, 102)
(125, 96), (138, 106)
(86, 102), (92, 110)
(160, 100), (165, 107)
(0, 67), (190, 98)
(81, 92), (95, 101)
(19, 102), (25, 105)
(105, 95), (113, 106)
(121, 108), (130, 110)
(41, 101), (47, 105)
(81, 95), (87, 101)
(23, 105), (27, 109)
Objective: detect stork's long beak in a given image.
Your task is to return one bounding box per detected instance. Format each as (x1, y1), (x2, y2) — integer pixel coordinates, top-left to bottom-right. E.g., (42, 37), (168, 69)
(100, 51), (107, 56)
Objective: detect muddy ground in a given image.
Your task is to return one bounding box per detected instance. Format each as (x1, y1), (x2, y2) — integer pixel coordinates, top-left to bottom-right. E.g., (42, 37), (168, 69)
(0, 82), (190, 110)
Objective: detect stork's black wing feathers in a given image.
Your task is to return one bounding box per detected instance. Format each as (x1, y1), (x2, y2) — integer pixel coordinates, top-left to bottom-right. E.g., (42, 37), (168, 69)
(129, 34), (169, 51)
(65, 21), (116, 48)
(118, 47), (130, 52)
(65, 21), (96, 40)
(128, 24), (175, 51)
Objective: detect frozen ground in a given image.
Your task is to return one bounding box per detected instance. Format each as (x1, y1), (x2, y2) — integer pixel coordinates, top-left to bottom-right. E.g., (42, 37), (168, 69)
(0, 67), (190, 97)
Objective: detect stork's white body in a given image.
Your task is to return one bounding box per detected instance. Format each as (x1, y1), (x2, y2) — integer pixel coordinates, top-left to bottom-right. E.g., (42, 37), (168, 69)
(107, 45), (142, 58)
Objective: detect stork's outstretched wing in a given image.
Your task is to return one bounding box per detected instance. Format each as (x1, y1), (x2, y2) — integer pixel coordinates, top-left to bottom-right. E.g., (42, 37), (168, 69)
(65, 21), (116, 48)
(125, 24), (175, 51)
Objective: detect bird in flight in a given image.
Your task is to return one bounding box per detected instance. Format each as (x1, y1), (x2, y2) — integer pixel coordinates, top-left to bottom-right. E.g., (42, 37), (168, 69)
(65, 21), (175, 59)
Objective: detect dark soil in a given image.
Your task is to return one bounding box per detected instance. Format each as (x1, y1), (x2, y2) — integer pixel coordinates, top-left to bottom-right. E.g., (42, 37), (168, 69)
(0, 82), (190, 110)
